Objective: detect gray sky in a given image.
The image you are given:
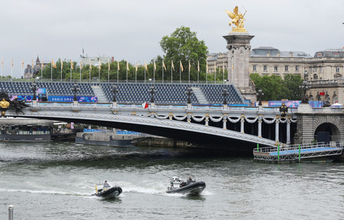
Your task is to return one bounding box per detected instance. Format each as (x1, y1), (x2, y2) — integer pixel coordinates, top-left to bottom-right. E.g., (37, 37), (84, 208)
(1, 0), (344, 78)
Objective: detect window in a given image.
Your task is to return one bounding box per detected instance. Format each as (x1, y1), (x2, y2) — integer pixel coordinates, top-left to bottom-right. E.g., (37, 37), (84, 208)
(313, 74), (318, 80)
(263, 65), (267, 72)
(336, 67), (340, 73)
(285, 65), (289, 72)
(253, 65), (257, 71)
(295, 65), (299, 72)
(274, 66), (278, 72)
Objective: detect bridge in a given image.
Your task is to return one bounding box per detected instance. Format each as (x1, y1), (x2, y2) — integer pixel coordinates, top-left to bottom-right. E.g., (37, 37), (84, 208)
(4, 100), (297, 153)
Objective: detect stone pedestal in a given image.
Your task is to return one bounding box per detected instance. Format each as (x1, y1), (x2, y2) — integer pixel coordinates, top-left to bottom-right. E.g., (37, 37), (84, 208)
(223, 33), (255, 103)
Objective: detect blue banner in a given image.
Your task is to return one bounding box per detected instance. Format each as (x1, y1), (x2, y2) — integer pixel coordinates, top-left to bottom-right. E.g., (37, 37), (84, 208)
(83, 129), (103, 133)
(48, 96), (98, 102)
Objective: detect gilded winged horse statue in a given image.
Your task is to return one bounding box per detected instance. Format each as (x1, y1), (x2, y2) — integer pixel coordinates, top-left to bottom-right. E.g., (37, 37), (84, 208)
(225, 6), (247, 33)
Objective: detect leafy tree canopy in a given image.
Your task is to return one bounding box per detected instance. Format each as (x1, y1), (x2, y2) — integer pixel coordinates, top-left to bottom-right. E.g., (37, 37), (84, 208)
(250, 73), (303, 101)
(160, 26), (208, 64)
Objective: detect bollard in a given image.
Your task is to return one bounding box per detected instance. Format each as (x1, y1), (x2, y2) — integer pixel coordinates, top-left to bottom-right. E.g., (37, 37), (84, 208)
(298, 144), (301, 162)
(8, 205), (14, 220)
(277, 145), (280, 161)
(257, 143), (259, 152)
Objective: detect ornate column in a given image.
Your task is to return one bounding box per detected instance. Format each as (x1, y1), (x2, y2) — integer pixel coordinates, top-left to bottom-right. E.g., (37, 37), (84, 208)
(205, 114), (209, 126)
(286, 117), (291, 144)
(240, 114), (245, 133)
(258, 115), (262, 138)
(223, 116), (227, 130)
(275, 116), (280, 142)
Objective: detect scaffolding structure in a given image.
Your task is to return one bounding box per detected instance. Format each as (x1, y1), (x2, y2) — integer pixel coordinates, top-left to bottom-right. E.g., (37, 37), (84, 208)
(253, 142), (343, 163)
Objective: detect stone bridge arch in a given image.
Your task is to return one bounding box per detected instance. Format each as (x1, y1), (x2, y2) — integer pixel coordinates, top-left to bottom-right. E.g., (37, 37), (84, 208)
(313, 116), (342, 142)
(295, 107), (344, 144)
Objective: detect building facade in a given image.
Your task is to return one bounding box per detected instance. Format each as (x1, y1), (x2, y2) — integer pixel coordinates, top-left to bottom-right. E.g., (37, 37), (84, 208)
(207, 47), (344, 81)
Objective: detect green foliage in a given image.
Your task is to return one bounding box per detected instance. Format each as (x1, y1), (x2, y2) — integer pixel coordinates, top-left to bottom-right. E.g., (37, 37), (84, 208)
(250, 73), (303, 100)
(160, 26), (208, 82)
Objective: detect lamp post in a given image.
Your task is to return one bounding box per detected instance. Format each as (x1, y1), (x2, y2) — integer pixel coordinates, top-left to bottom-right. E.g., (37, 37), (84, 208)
(31, 81), (37, 102)
(222, 88), (229, 105)
(257, 89), (264, 106)
(112, 85), (118, 103)
(71, 83), (79, 102)
(299, 70), (310, 104)
(185, 86), (193, 106)
(149, 86), (156, 105)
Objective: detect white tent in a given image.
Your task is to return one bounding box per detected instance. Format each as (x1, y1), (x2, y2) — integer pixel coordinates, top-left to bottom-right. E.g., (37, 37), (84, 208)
(330, 103), (342, 108)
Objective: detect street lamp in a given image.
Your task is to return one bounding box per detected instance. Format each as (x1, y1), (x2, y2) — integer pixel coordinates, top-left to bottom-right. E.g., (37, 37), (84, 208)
(185, 86), (193, 104)
(31, 81), (37, 102)
(257, 89), (264, 106)
(148, 86), (156, 103)
(112, 85), (118, 102)
(299, 70), (310, 104)
(222, 88), (229, 105)
(71, 83), (80, 102)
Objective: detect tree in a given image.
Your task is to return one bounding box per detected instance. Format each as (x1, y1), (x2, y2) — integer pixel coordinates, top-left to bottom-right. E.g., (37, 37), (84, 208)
(160, 26), (208, 82)
(250, 73), (303, 101)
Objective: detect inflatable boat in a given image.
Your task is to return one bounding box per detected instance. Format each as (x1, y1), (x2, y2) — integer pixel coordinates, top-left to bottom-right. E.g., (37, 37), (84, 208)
(166, 176), (206, 195)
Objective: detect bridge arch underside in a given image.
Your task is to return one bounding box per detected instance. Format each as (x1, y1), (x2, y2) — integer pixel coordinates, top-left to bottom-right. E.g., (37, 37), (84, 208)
(15, 114), (276, 155)
(315, 123), (341, 143)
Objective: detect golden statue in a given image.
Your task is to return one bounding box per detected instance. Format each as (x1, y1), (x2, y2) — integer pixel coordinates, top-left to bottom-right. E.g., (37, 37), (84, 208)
(225, 6), (247, 33)
(0, 98), (9, 109)
(0, 98), (9, 116)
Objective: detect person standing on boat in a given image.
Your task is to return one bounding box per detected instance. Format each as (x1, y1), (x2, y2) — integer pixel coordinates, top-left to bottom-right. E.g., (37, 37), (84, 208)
(103, 180), (110, 189)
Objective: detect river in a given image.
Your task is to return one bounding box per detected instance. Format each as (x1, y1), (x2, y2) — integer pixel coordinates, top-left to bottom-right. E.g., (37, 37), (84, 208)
(1, 142), (344, 220)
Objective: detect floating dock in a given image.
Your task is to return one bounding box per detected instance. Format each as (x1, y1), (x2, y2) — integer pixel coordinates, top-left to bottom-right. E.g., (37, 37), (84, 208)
(253, 142), (343, 163)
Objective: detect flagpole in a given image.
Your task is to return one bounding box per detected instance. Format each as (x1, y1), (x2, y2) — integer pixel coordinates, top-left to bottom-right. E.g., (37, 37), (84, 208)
(162, 60), (164, 84)
(214, 62), (217, 84)
(126, 61), (128, 84)
(11, 58), (13, 81)
(222, 60), (225, 84)
(89, 61), (91, 83)
(51, 59), (52, 82)
(98, 60), (101, 83)
(70, 59), (72, 82)
(61, 60), (63, 82)
(179, 60), (182, 84)
(206, 61), (208, 84)
(40, 58), (42, 79)
(80, 61), (82, 83)
(144, 62), (147, 83)
(171, 61), (173, 84)
(188, 60), (190, 84)
(197, 60), (200, 84)
(117, 61), (119, 83)
(153, 60), (155, 84)
(135, 62), (137, 83)
(108, 61), (110, 83)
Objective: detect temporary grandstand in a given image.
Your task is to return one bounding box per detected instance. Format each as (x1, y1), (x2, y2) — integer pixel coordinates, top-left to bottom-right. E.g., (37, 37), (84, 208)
(0, 81), (245, 105)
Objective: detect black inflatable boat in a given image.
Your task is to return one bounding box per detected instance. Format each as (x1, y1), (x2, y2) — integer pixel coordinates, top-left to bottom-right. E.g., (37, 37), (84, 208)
(166, 177), (206, 195)
(92, 186), (122, 199)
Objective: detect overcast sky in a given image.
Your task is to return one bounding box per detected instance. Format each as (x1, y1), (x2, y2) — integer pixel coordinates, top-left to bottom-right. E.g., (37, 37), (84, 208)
(1, 0), (344, 78)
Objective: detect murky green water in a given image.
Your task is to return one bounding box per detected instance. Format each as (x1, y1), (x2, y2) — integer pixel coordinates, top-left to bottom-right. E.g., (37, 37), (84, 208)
(1, 142), (344, 219)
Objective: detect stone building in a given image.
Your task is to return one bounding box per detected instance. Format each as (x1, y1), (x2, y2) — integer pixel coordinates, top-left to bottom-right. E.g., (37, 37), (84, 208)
(23, 56), (48, 79)
(207, 47), (344, 81)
